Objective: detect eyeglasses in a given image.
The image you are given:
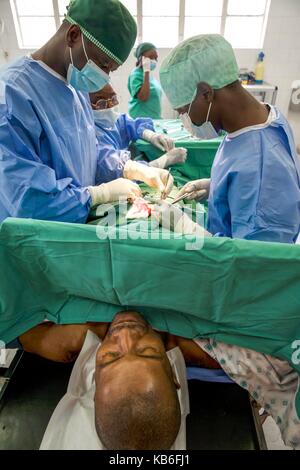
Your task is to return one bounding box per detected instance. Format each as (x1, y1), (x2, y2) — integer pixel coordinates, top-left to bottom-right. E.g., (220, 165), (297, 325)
(95, 95), (119, 110)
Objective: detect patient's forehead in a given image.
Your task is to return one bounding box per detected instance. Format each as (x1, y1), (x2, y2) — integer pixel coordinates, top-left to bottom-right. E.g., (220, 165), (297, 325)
(95, 359), (174, 402)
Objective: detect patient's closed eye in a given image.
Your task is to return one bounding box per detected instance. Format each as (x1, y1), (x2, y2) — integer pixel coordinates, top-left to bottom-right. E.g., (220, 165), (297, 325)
(136, 347), (163, 358)
(99, 352), (121, 364)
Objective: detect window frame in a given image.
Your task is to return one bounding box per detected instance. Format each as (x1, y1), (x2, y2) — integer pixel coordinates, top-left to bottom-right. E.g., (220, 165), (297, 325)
(139, 0), (271, 49)
(10, 0), (272, 50)
(10, 0), (62, 49)
(223, 0), (272, 49)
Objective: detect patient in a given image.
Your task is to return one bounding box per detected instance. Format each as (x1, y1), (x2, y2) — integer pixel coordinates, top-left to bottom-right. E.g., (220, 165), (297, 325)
(17, 311), (300, 450)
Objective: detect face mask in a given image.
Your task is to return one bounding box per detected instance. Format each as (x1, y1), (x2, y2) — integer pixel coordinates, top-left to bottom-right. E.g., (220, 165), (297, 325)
(150, 60), (157, 71)
(93, 106), (120, 128)
(67, 35), (110, 93)
(181, 102), (219, 140)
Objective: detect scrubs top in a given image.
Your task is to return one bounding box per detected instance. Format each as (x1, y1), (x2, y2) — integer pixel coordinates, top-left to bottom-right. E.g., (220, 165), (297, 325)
(128, 67), (162, 119)
(0, 56), (97, 224)
(208, 106), (300, 244)
(94, 113), (154, 184)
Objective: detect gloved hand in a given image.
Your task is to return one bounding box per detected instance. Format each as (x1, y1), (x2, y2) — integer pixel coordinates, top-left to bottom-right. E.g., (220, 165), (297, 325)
(150, 147), (187, 169)
(153, 201), (212, 236)
(143, 129), (175, 152)
(142, 57), (151, 73)
(88, 178), (141, 206)
(124, 160), (174, 195)
(177, 178), (211, 202)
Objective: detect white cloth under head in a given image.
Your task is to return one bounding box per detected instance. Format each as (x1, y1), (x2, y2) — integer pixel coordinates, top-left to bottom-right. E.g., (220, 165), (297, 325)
(40, 330), (190, 450)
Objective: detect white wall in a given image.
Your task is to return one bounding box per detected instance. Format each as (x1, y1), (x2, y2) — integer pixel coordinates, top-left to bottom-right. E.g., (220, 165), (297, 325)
(0, 0), (299, 125)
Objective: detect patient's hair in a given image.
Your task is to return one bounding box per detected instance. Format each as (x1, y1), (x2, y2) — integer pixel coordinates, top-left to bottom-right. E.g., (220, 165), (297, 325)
(95, 385), (181, 450)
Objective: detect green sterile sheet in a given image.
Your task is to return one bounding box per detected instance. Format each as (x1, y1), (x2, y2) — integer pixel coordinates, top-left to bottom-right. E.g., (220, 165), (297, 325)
(134, 119), (224, 184)
(1, 217), (300, 416)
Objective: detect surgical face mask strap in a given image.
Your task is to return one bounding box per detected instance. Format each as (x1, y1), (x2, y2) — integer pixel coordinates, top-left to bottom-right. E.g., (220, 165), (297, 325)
(81, 34), (89, 63)
(69, 47), (74, 66)
(184, 96), (218, 141)
(206, 102), (213, 123)
(188, 99), (212, 123)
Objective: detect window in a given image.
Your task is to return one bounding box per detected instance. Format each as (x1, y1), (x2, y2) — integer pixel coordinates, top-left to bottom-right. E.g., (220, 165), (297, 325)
(11, 0), (57, 49)
(224, 0), (269, 48)
(10, 0), (271, 50)
(10, 0), (71, 49)
(184, 0), (223, 39)
(140, 0), (271, 48)
(142, 0), (180, 48)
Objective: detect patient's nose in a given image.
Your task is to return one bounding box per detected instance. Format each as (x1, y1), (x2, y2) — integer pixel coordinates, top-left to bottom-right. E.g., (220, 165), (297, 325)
(114, 326), (142, 351)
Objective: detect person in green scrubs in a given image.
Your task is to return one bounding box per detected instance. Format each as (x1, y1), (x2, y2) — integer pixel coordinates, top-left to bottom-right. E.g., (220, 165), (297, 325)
(128, 42), (162, 119)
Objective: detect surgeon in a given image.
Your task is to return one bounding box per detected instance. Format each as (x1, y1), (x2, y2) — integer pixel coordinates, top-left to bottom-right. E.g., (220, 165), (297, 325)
(128, 42), (162, 119)
(0, 0), (169, 224)
(159, 35), (300, 244)
(90, 84), (187, 184)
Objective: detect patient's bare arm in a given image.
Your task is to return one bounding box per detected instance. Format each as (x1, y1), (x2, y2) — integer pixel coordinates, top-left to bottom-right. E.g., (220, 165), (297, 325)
(18, 321), (221, 369)
(19, 322), (109, 363)
(166, 335), (221, 369)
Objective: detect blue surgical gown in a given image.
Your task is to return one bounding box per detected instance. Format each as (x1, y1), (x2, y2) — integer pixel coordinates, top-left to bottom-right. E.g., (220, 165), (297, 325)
(208, 107), (300, 243)
(0, 56), (97, 224)
(94, 113), (154, 184)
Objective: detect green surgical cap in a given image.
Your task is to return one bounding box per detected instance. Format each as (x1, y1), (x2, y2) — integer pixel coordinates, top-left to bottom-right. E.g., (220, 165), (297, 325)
(65, 0), (137, 65)
(160, 34), (239, 109)
(134, 42), (157, 59)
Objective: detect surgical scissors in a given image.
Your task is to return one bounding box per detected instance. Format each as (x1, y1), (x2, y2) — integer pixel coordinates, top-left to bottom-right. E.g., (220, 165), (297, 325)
(171, 193), (190, 205)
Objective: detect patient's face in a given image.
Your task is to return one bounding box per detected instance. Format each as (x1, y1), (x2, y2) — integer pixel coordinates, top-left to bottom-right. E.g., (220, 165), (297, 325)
(94, 312), (177, 397)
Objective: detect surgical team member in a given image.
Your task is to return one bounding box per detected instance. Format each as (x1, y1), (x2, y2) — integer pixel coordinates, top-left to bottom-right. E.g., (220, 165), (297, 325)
(0, 0), (167, 224)
(90, 84), (187, 185)
(159, 35), (300, 243)
(128, 43), (162, 119)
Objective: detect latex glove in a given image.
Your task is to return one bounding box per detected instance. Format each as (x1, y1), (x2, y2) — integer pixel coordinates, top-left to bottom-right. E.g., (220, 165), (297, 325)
(142, 57), (151, 73)
(153, 201), (212, 236)
(143, 129), (175, 152)
(150, 148), (187, 169)
(124, 160), (174, 195)
(88, 178), (141, 206)
(177, 178), (211, 202)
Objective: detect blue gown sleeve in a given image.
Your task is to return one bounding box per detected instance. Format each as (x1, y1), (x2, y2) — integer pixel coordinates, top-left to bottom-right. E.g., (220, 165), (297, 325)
(94, 114), (153, 185)
(117, 114), (154, 143)
(95, 141), (131, 185)
(0, 115), (92, 224)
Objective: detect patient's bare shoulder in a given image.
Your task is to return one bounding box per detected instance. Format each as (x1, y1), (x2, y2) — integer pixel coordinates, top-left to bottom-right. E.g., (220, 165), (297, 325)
(19, 322), (109, 363)
(165, 334), (221, 370)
